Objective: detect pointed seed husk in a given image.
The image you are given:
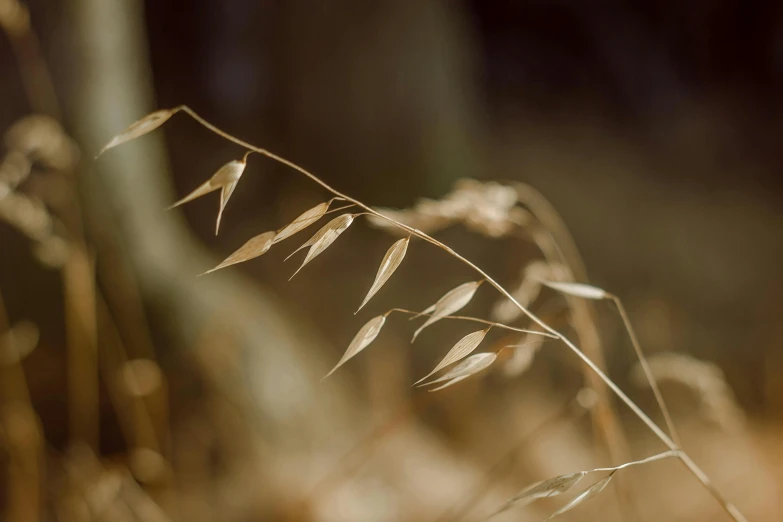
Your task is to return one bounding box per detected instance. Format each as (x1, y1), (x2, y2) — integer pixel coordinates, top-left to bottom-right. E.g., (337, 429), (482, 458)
(418, 352), (496, 389)
(492, 472), (587, 516)
(286, 213), (352, 261)
(216, 179), (239, 234)
(290, 214), (354, 279)
(356, 237), (409, 312)
(428, 375), (470, 392)
(203, 231), (276, 274)
(414, 329), (488, 385)
(412, 281), (482, 341)
(272, 201), (330, 244)
(324, 315), (386, 379)
(542, 473), (615, 521)
(542, 280), (607, 300)
(97, 108), (178, 157)
(169, 158), (246, 213)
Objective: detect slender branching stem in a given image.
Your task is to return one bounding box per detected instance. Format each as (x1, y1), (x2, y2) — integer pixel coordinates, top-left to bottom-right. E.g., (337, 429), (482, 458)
(609, 294), (681, 447)
(324, 203), (356, 215)
(591, 450), (680, 473)
(384, 308), (556, 338)
(174, 105), (748, 522)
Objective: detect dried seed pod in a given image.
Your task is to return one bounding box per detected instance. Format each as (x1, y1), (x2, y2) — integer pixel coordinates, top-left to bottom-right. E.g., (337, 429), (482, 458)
(203, 231), (276, 274)
(272, 201), (330, 244)
(543, 473), (615, 521)
(286, 213), (352, 259)
(541, 280), (608, 300)
(418, 352), (497, 390)
(356, 237), (409, 312)
(415, 329), (488, 385)
(324, 315), (386, 379)
(171, 159), (247, 209)
(289, 214), (354, 279)
(97, 108), (179, 157)
(412, 281), (482, 341)
(492, 471), (586, 516)
(168, 156), (249, 234)
(216, 179), (239, 234)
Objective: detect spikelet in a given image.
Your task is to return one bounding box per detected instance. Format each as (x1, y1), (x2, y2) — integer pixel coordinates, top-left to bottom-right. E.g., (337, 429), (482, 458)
(356, 237), (409, 312)
(417, 352), (497, 391)
(97, 108), (179, 157)
(414, 329), (488, 385)
(288, 214), (354, 279)
(272, 201), (330, 244)
(169, 155), (249, 234)
(324, 315), (386, 379)
(412, 281), (482, 341)
(203, 231), (276, 274)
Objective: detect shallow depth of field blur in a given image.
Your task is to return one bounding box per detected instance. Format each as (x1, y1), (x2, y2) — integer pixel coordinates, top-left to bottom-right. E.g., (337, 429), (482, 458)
(1, 1), (782, 521)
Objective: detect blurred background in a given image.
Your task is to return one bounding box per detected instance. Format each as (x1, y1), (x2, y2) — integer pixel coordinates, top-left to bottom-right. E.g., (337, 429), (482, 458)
(1, 0), (782, 520)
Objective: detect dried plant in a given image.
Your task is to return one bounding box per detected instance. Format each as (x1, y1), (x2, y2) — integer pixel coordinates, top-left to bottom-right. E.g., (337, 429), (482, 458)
(2, 5), (175, 520)
(630, 352), (745, 432)
(0, 115), (77, 268)
(96, 106), (751, 522)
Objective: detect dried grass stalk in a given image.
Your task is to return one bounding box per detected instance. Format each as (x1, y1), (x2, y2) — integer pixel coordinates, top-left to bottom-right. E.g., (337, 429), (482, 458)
(97, 107), (749, 522)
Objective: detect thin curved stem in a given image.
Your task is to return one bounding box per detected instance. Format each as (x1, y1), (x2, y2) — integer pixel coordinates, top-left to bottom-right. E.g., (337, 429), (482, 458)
(609, 294), (681, 447)
(512, 182), (631, 485)
(384, 308), (556, 338)
(323, 203), (356, 215)
(591, 450), (680, 473)
(174, 105), (747, 522)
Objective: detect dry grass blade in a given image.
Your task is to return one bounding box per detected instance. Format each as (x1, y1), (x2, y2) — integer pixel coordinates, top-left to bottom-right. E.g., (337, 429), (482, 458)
(414, 328), (488, 385)
(0, 320), (39, 365)
(324, 315), (386, 379)
(203, 230), (276, 274)
(109, 106), (747, 522)
(168, 158), (247, 231)
(491, 471), (586, 517)
(542, 473), (615, 521)
(290, 214), (354, 279)
(356, 237), (409, 313)
(97, 108), (178, 157)
(541, 280), (607, 300)
(272, 201), (330, 244)
(418, 352), (496, 390)
(412, 281), (482, 341)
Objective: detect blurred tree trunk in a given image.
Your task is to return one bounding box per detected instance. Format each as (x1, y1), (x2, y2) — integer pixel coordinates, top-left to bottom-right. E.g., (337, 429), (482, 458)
(67, 0), (351, 451)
